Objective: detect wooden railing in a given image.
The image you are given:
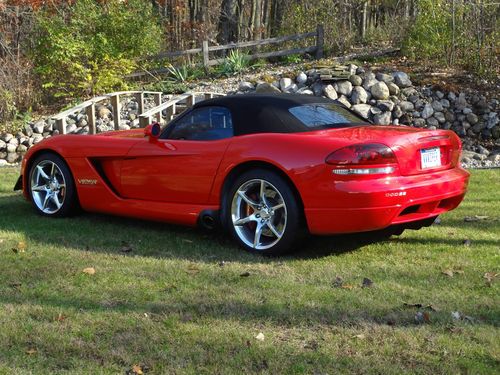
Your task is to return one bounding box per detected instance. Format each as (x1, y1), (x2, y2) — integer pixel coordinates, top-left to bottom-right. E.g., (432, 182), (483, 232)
(130, 25), (324, 77)
(52, 91), (225, 134)
(138, 91), (225, 127)
(52, 91), (164, 135)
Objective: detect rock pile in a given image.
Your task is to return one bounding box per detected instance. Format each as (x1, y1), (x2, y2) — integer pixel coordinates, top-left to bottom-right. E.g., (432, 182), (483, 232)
(1, 65), (499, 168)
(234, 65), (499, 168)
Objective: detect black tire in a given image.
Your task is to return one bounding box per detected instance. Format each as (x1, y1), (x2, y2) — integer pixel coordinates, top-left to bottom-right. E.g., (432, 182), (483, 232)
(28, 152), (78, 217)
(223, 169), (304, 256)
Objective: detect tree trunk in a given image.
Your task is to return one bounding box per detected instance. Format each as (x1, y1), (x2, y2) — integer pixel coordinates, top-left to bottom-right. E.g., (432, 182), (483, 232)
(217, 0), (239, 44)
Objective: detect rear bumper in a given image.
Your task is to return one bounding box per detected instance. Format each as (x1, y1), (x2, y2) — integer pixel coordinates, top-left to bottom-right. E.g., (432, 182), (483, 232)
(305, 167), (470, 235)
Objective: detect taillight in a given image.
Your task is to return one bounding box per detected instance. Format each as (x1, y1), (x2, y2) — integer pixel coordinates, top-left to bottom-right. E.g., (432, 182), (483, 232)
(326, 143), (397, 175)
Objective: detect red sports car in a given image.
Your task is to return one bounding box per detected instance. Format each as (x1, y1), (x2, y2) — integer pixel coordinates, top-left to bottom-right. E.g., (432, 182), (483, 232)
(15, 94), (469, 255)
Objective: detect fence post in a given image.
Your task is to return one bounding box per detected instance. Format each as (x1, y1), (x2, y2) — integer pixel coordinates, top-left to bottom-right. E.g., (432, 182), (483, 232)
(153, 93), (162, 123)
(86, 103), (96, 135)
(202, 40), (210, 73)
(111, 94), (121, 130)
(56, 118), (66, 135)
(135, 92), (144, 114)
(186, 93), (194, 108)
(139, 114), (152, 128)
(316, 24), (324, 60)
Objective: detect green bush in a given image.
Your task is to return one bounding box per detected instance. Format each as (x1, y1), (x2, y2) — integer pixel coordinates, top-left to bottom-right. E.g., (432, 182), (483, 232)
(33, 0), (162, 100)
(403, 0), (452, 62)
(217, 49), (251, 76)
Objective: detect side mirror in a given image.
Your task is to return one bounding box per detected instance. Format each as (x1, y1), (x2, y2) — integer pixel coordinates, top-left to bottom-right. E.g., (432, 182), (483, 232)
(144, 123), (161, 141)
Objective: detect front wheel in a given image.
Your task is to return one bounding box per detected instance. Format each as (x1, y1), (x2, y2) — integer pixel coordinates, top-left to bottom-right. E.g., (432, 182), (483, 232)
(225, 169), (304, 256)
(28, 153), (78, 217)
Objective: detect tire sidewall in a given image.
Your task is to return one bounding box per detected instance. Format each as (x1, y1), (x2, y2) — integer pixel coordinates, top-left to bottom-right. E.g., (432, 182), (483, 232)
(223, 169), (302, 256)
(28, 153), (77, 217)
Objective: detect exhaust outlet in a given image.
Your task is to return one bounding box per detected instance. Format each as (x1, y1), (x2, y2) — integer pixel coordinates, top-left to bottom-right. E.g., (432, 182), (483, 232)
(198, 209), (220, 231)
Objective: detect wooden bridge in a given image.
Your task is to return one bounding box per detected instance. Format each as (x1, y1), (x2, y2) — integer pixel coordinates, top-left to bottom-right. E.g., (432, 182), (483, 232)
(52, 91), (226, 135)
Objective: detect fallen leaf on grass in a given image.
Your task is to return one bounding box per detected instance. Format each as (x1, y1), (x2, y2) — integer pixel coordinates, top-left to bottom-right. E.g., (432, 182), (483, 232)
(423, 312), (431, 323)
(353, 334), (366, 339)
(240, 272), (251, 277)
(186, 265), (200, 274)
(130, 364), (143, 375)
(362, 277), (374, 288)
(484, 272), (498, 287)
(340, 284), (356, 290)
(255, 332), (265, 341)
(55, 313), (66, 322)
(442, 269), (464, 277)
(82, 267), (96, 275)
(25, 348), (37, 355)
(12, 241), (26, 254)
(9, 282), (22, 288)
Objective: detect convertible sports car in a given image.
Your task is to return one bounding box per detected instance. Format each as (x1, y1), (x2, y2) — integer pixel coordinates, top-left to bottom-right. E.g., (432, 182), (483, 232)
(15, 94), (470, 255)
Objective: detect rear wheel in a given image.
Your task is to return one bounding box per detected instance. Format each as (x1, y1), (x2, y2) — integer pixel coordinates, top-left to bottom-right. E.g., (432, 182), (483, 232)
(225, 169), (303, 256)
(28, 153), (78, 217)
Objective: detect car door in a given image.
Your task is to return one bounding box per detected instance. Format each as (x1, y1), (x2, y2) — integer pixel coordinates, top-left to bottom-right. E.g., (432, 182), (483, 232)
(120, 106), (233, 204)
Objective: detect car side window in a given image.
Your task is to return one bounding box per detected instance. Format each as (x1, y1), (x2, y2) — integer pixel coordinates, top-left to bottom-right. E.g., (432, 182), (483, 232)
(166, 106), (233, 141)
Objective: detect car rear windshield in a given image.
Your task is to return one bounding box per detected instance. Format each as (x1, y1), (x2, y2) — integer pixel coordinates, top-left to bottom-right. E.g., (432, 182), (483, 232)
(288, 103), (369, 129)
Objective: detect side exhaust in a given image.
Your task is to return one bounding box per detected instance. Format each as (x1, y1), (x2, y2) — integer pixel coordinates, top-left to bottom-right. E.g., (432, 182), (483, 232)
(198, 209), (220, 231)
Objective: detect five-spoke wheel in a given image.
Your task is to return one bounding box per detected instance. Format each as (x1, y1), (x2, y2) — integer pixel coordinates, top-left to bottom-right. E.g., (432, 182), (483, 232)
(29, 153), (77, 217)
(226, 169), (303, 255)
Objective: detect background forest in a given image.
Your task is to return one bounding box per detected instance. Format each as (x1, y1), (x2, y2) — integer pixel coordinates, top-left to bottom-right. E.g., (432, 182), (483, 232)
(0, 0), (499, 125)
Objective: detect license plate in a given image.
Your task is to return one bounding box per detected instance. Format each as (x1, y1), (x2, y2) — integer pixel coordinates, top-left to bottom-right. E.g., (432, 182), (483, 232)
(421, 147), (441, 169)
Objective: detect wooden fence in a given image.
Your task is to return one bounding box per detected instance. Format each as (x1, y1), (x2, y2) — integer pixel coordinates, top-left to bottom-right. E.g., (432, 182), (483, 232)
(130, 25), (324, 78)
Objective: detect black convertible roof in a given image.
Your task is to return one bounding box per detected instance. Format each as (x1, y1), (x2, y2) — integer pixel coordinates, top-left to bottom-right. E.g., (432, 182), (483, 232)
(192, 93), (343, 136)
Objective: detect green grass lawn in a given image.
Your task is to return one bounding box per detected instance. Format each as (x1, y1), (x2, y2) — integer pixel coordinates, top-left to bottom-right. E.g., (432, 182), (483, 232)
(0, 168), (498, 374)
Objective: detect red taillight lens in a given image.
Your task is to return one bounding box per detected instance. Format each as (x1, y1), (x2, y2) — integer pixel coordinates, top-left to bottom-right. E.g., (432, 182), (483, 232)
(326, 143), (397, 165)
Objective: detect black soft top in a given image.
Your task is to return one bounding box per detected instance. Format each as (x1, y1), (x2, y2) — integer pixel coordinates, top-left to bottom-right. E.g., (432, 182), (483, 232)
(192, 93), (348, 136)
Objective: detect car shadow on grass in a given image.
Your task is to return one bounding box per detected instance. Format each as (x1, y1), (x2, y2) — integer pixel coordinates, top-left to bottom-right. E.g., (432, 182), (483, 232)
(1, 194), (498, 263)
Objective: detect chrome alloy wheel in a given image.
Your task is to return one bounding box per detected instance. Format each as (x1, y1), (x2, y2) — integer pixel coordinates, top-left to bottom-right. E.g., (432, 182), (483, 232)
(231, 179), (287, 250)
(30, 160), (66, 214)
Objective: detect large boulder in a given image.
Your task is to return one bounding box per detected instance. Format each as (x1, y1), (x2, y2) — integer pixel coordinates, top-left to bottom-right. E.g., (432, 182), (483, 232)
(349, 75), (363, 86)
(279, 77), (294, 91)
(392, 71), (412, 87)
(334, 80), (353, 96)
(375, 72), (394, 83)
(238, 81), (254, 92)
(33, 121), (45, 134)
(362, 72), (378, 90)
(350, 86), (368, 105)
(256, 82), (281, 94)
(296, 72), (307, 85)
(323, 85), (338, 100)
(351, 104), (372, 119)
(399, 101), (415, 112)
(421, 103), (434, 119)
(373, 111), (392, 125)
(370, 81), (390, 100)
